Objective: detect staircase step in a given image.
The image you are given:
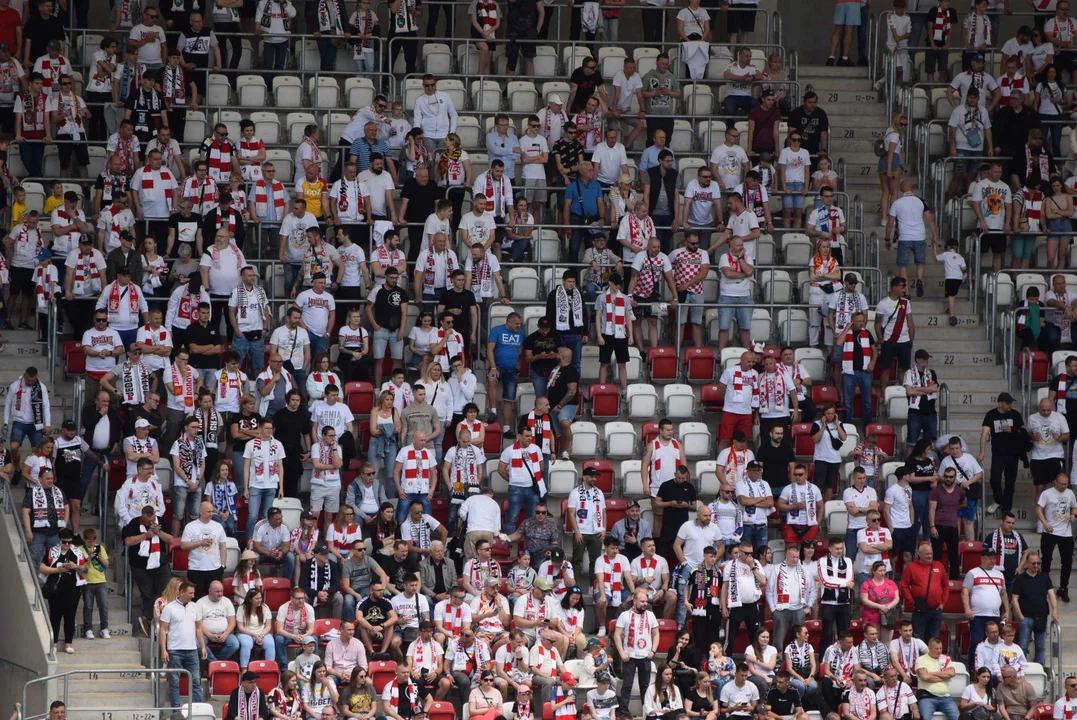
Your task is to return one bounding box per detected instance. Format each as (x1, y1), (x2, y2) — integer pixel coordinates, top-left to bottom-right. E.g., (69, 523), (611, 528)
(916, 312), (982, 328)
(800, 65), (872, 78)
(829, 137), (888, 154)
(67, 710), (164, 720)
(69, 677), (156, 694)
(70, 634), (142, 651)
(64, 693), (159, 710)
(57, 649), (143, 667)
(820, 105), (891, 119)
(941, 390), (1006, 406)
(801, 85), (879, 101)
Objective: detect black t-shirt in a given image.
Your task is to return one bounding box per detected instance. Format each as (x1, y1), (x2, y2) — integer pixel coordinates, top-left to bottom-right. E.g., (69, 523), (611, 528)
(685, 692), (714, 715)
(185, 321), (222, 369)
(756, 439), (796, 492)
(552, 139), (583, 179)
(908, 456), (936, 492)
(373, 284), (408, 330)
(125, 88), (165, 136)
(22, 482), (64, 535)
(995, 530), (1027, 581)
(180, 28), (215, 68)
(378, 553), (420, 591)
(1011, 570), (1053, 617)
(358, 595), (395, 626)
(122, 517), (168, 570)
(657, 479), (698, 542)
(907, 367), (938, 416)
(523, 330), (561, 376)
(439, 288), (477, 345)
(546, 363), (579, 409)
(95, 172), (131, 206)
(400, 179), (442, 224)
(568, 68), (605, 113)
(124, 404), (163, 441)
(786, 106), (829, 154)
(273, 406), (312, 457)
(23, 15), (65, 65)
(168, 212), (203, 254)
(767, 687), (802, 717)
(506, 0), (540, 25)
(981, 408), (1024, 456)
(230, 413), (262, 453)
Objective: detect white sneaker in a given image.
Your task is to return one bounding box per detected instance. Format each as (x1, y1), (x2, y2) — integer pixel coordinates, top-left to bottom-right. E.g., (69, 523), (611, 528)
(987, 503), (999, 515)
(597, 627), (607, 637)
(65, 647), (74, 654)
(84, 630), (94, 639)
(100, 629), (111, 639)
(560, 451), (571, 461)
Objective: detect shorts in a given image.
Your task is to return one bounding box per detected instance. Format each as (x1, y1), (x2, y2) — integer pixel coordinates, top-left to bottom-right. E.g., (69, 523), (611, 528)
(680, 292), (704, 325)
(814, 459), (841, 492)
(510, 23), (538, 58)
(896, 240), (926, 266)
(592, 589), (617, 605)
(782, 181), (805, 210)
(1011, 234), (1037, 261)
(782, 523), (820, 545)
(1030, 457), (1063, 486)
(633, 294), (660, 318)
(878, 152), (901, 174)
(957, 497), (978, 521)
(879, 340), (913, 371)
(309, 483), (341, 513)
(953, 149), (981, 173)
(925, 50), (948, 74)
(599, 335), (630, 364)
(944, 278), (963, 297)
(555, 404), (577, 423)
(10, 420), (43, 448)
(58, 141), (90, 170)
(495, 365), (518, 400)
(522, 178), (547, 205)
(471, 27), (497, 44)
(892, 525), (918, 556)
(980, 232), (1007, 255)
(727, 7), (757, 33)
(718, 295), (753, 331)
(718, 411), (753, 440)
(10, 267), (34, 298)
(373, 327), (404, 360)
(833, 2), (862, 25)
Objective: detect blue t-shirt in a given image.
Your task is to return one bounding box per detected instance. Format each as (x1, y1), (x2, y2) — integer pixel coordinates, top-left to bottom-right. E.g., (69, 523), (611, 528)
(565, 178), (603, 218)
(488, 323), (524, 369)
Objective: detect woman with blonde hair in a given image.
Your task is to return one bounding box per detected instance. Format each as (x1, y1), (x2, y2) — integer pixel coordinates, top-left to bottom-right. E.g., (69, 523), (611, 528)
(369, 390), (400, 485)
(436, 133), (472, 235)
(878, 113), (907, 219)
(154, 577), (183, 624)
(807, 239), (841, 349)
(416, 363), (452, 462)
(607, 173), (640, 239)
(141, 236), (168, 297)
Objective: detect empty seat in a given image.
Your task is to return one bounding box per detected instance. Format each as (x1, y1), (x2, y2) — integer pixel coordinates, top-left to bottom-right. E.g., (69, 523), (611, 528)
(533, 46), (558, 76)
(663, 384), (696, 419)
(547, 460), (578, 496)
(604, 422), (637, 458)
(471, 80), (501, 112)
(423, 43), (453, 73)
(678, 422), (711, 459)
(648, 347), (679, 382)
(683, 83), (714, 116)
(345, 77), (376, 109)
(794, 347), (826, 383)
(696, 460), (720, 495)
(207, 74), (231, 105)
(589, 383), (622, 419)
(322, 112), (351, 146)
(308, 76), (340, 108)
(272, 75), (303, 107)
(783, 233), (814, 266)
(777, 309), (809, 345)
(250, 111), (281, 144)
(762, 270), (791, 303)
(571, 421), (601, 457)
(621, 460), (644, 496)
(627, 384), (659, 419)
(684, 347), (716, 382)
(508, 267), (539, 299)
(456, 115), (482, 149)
(670, 119), (694, 152)
(507, 81), (539, 113)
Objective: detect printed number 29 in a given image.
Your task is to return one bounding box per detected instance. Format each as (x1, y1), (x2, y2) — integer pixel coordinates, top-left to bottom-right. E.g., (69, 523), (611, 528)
(828, 93), (839, 102)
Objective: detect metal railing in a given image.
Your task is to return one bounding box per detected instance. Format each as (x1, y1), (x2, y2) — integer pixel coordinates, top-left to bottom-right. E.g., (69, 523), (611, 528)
(0, 483), (56, 663)
(21, 668), (193, 720)
(1048, 617), (1063, 698)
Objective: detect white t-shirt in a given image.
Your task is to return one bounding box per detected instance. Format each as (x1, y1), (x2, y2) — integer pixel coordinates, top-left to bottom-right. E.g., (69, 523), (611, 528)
(612, 71), (643, 113)
(242, 437), (286, 490)
(631, 553), (670, 592)
(457, 492), (499, 533)
(199, 245), (247, 296)
(279, 212), (318, 263)
(675, 520), (722, 567)
(311, 400), (355, 439)
(936, 250), (966, 280)
(592, 142), (629, 185)
(743, 645), (778, 679)
(160, 600), (202, 650)
(727, 209), (761, 245)
(1001, 38), (1035, 66)
(129, 23), (165, 64)
(970, 179), (1011, 231)
(719, 366), (758, 415)
(359, 170), (396, 217)
(296, 288), (336, 338)
(81, 328), (123, 374)
(677, 6), (708, 37)
(718, 252), (752, 297)
(843, 486), (878, 530)
(268, 324), (310, 367)
(614, 608), (658, 659)
(779, 147), (812, 185)
(390, 592), (431, 629)
(196, 595), (236, 635)
(949, 105), (992, 152)
(883, 483), (914, 530)
(812, 421), (843, 464)
(736, 478), (771, 525)
(780, 482), (822, 526)
(684, 179), (722, 227)
(460, 211), (498, 247)
(889, 194), (928, 243)
(519, 135), (549, 180)
(1038, 486), (1077, 537)
(310, 442), (343, 486)
(124, 436), (160, 476)
(876, 296), (913, 344)
(949, 71), (999, 108)
(963, 566), (1006, 616)
(856, 526), (893, 573)
(180, 518), (227, 571)
(724, 62), (756, 96)
(719, 680), (760, 709)
(422, 213), (451, 253)
(710, 144), (750, 190)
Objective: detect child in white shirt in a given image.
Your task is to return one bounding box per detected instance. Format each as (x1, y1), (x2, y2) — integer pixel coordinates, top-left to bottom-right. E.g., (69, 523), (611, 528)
(887, 0), (912, 84)
(936, 238), (967, 325)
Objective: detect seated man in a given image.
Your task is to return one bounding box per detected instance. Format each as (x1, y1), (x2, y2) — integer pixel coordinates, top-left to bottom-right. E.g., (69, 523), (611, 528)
(766, 670), (810, 720)
(720, 663), (761, 720)
(407, 620), (445, 701)
(914, 638), (958, 720)
(840, 670), (876, 720)
(357, 581), (397, 660)
(433, 586), (473, 645)
(996, 667), (1038, 720)
(196, 579), (239, 661)
(389, 573), (432, 661)
(341, 539), (390, 620)
(300, 544), (343, 619)
(274, 586), (316, 661)
(324, 620), (367, 688)
(251, 506), (291, 572)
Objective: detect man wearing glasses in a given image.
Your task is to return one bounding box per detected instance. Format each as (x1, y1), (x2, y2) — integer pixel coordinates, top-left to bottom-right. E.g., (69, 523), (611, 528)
(82, 311), (125, 403)
(567, 57), (609, 115)
(47, 74), (91, 179)
(413, 74), (459, 157)
(1010, 550), (1056, 666)
(681, 168), (723, 249)
(128, 7), (167, 70)
(710, 127), (750, 191)
(806, 185), (847, 264)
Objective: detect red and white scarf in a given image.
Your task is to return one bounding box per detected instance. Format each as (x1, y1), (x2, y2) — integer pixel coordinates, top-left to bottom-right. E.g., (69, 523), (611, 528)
(931, 6), (952, 43)
(33, 265), (55, 311)
(162, 65), (187, 105)
(283, 601), (309, 634)
(302, 136), (321, 168)
(19, 91), (47, 136)
(602, 290), (627, 335)
(841, 329), (872, 374)
(218, 368), (242, 400)
(402, 447), (432, 492)
(138, 522), (162, 568)
(786, 482), (819, 525)
(171, 363), (195, 408)
(625, 608), (652, 650)
(108, 281), (140, 313)
(114, 135), (138, 176)
(775, 561), (808, 607)
(729, 368), (758, 404)
(183, 176), (218, 215)
(1022, 188), (1044, 233)
(626, 214), (651, 254)
(1026, 144), (1051, 181)
(441, 602), (467, 636)
(213, 209), (239, 237)
(468, 559), (501, 590)
(509, 443), (545, 495)
(386, 680), (418, 712)
(210, 240), (243, 267)
(411, 638), (439, 669)
(253, 179), (287, 219)
(526, 411), (553, 455)
(205, 139), (235, 180)
(595, 554), (624, 604)
(758, 370), (788, 413)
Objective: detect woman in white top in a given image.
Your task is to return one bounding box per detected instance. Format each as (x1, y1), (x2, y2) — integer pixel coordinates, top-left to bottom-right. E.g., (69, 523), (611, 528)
(743, 628), (778, 697)
(807, 240), (841, 348)
(812, 404), (846, 503)
(643, 666), (684, 720)
(811, 156), (839, 211)
(1028, 28), (1054, 80)
(436, 133), (471, 236)
(607, 173), (641, 232)
(141, 236), (168, 297)
(22, 437), (55, 487)
(337, 307), (372, 383)
(301, 662), (339, 720)
(407, 311), (438, 373)
(235, 588), (277, 671)
(778, 133), (812, 229)
(306, 352), (342, 406)
(1034, 65), (1067, 156)
(878, 113), (906, 221)
(87, 38), (118, 140)
(958, 667), (997, 713)
(676, 0), (711, 42)
(503, 196), (535, 262)
(551, 587), (586, 658)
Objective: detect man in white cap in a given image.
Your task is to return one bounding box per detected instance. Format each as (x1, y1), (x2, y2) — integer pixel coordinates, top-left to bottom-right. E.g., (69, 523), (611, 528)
(537, 95), (568, 147)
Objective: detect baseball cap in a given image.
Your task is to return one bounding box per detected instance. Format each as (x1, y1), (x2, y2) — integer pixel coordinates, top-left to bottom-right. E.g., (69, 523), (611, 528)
(981, 548), (998, 556)
(301, 510), (316, 521)
(538, 317), (552, 329)
(582, 466), (598, 476)
(560, 671), (577, 684)
(746, 461), (762, 470)
(627, 500), (641, 509)
(302, 635), (318, 645)
(549, 94), (564, 106)
(61, 420), (77, 431)
(135, 418), (152, 428)
(313, 544), (329, 555)
(844, 273), (859, 284)
(997, 392), (1015, 404)
(36, 249), (52, 262)
(732, 430), (747, 442)
(534, 578), (552, 591)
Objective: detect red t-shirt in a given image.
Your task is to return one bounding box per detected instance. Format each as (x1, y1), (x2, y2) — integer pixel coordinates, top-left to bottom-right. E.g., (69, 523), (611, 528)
(747, 104), (782, 153)
(0, 8), (21, 54)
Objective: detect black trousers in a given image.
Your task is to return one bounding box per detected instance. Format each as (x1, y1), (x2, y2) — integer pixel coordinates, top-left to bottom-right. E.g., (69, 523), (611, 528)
(188, 567), (224, 600)
(425, 2), (455, 36)
(821, 676), (847, 713)
(389, 30), (418, 74)
(133, 564), (172, 623)
(64, 297), (96, 339)
(216, 21), (243, 71)
(87, 91), (112, 141)
(618, 657), (652, 712)
(282, 454), (303, 497)
(49, 590), (81, 644)
(724, 601), (760, 655)
(642, 5), (666, 44)
(932, 524), (961, 578)
(338, 351), (374, 384)
(1041, 532), (1075, 589)
(692, 604), (722, 650)
(209, 294), (234, 341)
(819, 602), (851, 648)
(169, 108), (187, 146)
(989, 453), (1019, 511)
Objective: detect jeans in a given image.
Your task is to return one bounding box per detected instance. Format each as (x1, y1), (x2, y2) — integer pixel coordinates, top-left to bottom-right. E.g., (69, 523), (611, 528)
(369, 433), (398, 486)
(619, 658), (652, 711)
(342, 588), (370, 620)
(674, 562), (690, 625)
(240, 632), (277, 668)
(504, 483), (539, 533)
(82, 583), (109, 631)
(508, 238), (531, 261)
(917, 695), (959, 720)
(912, 490), (931, 542)
(568, 216), (592, 263)
(246, 486), (277, 538)
(652, 213), (673, 256)
(262, 41), (288, 74)
(395, 492), (431, 522)
(19, 141), (44, 179)
(30, 533), (59, 568)
(317, 37), (336, 71)
(844, 527), (861, 563)
(1017, 616), (1047, 664)
(282, 552), (296, 581)
(354, 50), (376, 73)
(561, 333), (583, 374)
(283, 263), (301, 294)
(213, 512), (237, 536)
(173, 481), (202, 527)
(742, 523), (767, 552)
(309, 333), (328, 359)
(231, 333), (265, 376)
(912, 608), (942, 642)
(167, 648), (204, 708)
(841, 370), (872, 425)
(722, 94), (759, 116)
(908, 12), (928, 65)
(206, 632), (240, 661)
(906, 411), (937, 447)
(790, 677), (819, 700)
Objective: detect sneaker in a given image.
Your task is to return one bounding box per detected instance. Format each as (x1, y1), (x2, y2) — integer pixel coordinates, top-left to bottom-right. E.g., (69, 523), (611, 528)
(949, 315), (958, 327)
(504, 429), (516, 440)
(987, 502), (999, 515)
(84, 630), (94, 640)
(17, 322), (31, 330)
(486, 410), (498, 423)
(0, 322), (12, 331)
(100, 629), (111, 639)
(1061, 588), (1071, 603)
(64, 646), (74, 654)
(825, 57), (835, 66)
(916, 279), (924, 297)
(36, 337), (47, 345)
(138, 617), (150, 638)
(597, 627), (607, 637)
(560, 451), (571, 461)
(838, 57), (851, 67)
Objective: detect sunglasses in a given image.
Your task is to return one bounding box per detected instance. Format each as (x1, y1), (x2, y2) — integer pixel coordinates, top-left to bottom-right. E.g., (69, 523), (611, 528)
(94, 318), (108, 323)
(535, 510), (548, 515)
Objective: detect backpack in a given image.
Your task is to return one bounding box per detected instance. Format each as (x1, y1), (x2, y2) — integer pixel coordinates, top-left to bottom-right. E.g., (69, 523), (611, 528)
(873, 137), (887, 157)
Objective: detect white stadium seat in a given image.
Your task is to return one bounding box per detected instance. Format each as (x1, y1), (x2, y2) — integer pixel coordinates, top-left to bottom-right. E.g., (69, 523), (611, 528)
(308, 76), (340, 108)
(272, 75), (303, 107)
(627, 384), (660, 419)
(237, 75), (267, 107)
(696, 461), (720, 495)
(547, 460), (578, 496)
(621, 460), (644, 496)
(824, 500), (848, 535)
(570, 422), (600, 457)
(678, 422), (711, 459)
(345, 77), (376, 109)
(663, 384), (696, 420)
(604, 422), (638, 459)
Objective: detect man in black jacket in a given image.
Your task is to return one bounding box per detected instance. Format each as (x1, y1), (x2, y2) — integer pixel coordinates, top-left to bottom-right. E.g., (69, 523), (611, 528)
(81, 389), (121, 510)
(642, 150), (679, 255)
(993, 92), (1041, 169)
(225, 672), (271, 720)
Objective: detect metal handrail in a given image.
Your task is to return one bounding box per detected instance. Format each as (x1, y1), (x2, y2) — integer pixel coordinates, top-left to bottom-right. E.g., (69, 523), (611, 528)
(1020, 346), (1035, 419)
(938, 382), (951, 436)
(46, 302), (57, 386)
(1048, 617), (1062, 698)
(0, 484), (56, 662)
(22, 668), (193, 720)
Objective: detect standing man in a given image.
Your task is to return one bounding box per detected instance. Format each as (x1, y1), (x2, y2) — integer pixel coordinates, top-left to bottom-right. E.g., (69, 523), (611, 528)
(817, 537), (856, 647)
(413, 74), (458, 156)
(567, 467), (606, 587)
(903, 350), (940, 446)
(929, 465), (967, 577)
(545, 271), (585, 372)
(228, 265), (270, 376)
(962, 548), (1009, 669)
(875, 277), (914, 392)
(1029, 398), (1069, 527)
(768, 543), (816, 651)
(640, 53), (681, 145)
(159, 580), (206, 709)
(901, 543), (950, 641)
(886, 180), (939, 296)
(613, 588), (660, 713)
(1037, 472), (1076, 603)
(840, 311), (878, 426)
(1011, 550), (1057, 665)
(498, 426), (545, 533)
(486, 312), (524, 437)
(722, 539), (766, 656)
(717, 351), (759, 452)
(979, 392), (1025, 515)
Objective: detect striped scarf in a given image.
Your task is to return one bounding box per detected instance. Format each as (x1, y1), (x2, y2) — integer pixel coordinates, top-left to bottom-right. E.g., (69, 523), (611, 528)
(841, 329), (872, 374)
(526, 411), (552, 455)
(205, 139), (235, 180)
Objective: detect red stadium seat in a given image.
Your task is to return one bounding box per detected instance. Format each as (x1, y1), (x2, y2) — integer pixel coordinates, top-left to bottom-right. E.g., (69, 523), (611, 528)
(355, 419), (371, 453)
(656, 618), (678, 652)
(491, 537), (511, 558)
(249, 661), (279, 693)
(848, 619), (864, 644)
(811, 385), (840, 407)
(761, 347), (782, 361)
(312, 618), (341, 640)
(583, 460), (614, 493)
(161, 495), (173, 529)
(1036, 704), (1054, 720)
(63, 341), (86, 376)
(863, 424), (896, 455)
(171, 546), (189, 572)
(431, 497), (450, 526)
(208, 661), (241, 697)
(804, 619), (822, 650)
(648, 347), (679, 381)
(1018, 350), (1048, 383)
(792, 423), (815, 456)
(684, 347), (716, 382)
(370, 661), (398, 692)
(108, 455), (127, 492)
(543, 704), (553, 720)
(956, 621), (970, 655)
(221, 576), (234, 599)
(604, 499), (628, 530)
(428, 702), (456, 720)
(641, 422), (660, 447)
(700, 384), (724, 412)
(850, 386), (879, 419)
(262, 577), (292, 611)
(483, 422), (502, 455)
(732, 624), (751, 653)
(589, 384), (621, 419)
(345, 381), (375, 415)
(943, 580), (964, 614)
(960, 541), (984, 573)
